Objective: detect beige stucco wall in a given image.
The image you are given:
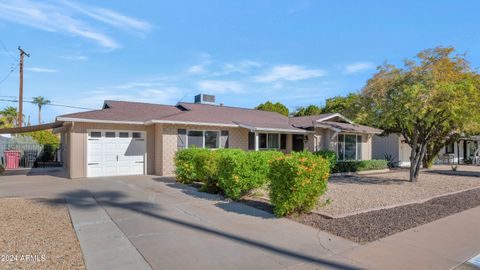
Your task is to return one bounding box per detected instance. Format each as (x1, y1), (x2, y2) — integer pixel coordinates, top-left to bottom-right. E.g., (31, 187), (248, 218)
(65, 122), (155, 178)
(156, 124), (249, 176)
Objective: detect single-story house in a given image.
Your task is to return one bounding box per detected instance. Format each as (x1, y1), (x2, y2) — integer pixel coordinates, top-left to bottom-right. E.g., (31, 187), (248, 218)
(372, 134), (480, 166)
(53, 94), (382, 178)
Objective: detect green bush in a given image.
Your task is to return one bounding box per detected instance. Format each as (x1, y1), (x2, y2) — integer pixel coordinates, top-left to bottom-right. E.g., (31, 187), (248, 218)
(314, 150), (338, 171)
(217, 150), (283, 200)
(333, 159), (388, 173)
(194, 149), (221, 193)
(269, 151), (330, 217)
(0, 164), (4, 174)
(174, 148), (207, 184)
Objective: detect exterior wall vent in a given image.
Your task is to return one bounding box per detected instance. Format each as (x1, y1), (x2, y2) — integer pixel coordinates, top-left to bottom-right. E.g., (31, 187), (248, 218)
(194, 94), (216, 105)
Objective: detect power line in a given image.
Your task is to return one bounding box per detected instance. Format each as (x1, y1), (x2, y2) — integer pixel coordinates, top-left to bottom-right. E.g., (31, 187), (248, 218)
(0, 98), (96, 110)
(0, 62), (19, 85)
(0, 39), (18, 62)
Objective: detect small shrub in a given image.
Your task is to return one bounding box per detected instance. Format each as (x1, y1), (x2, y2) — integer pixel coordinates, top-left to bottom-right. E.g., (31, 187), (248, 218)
(384, 154), (398, 168)
(174, 148), (207, 184)
(333, 159), (388, 173)
(314, 150), (337, 171)
(0, 164), (4, 174)
(217, 150), (283, 200)
(195, 149), (221, 193)
(269, 151), (330, 217)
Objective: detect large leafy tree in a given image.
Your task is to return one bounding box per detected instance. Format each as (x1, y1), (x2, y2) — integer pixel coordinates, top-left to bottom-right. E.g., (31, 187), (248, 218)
(292, 105), (322, 116)
(361, 47), (480, 181)
(0, 106), (18, 127)
(255, 101), (289, 116)
(32, 96), (51, 124)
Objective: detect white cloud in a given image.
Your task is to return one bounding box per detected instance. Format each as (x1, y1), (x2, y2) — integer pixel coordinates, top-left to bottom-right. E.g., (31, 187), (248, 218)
(60, 0), (151, 33)
(187, 65), (207, 75)
(0, 0), (151, 49)
(254, 65), (325, 83)
(216, 60), (261, 75)
(344, 62), (375, 74)
(60, 55), (88, 61)
(197, 80), (245, 94)
(25, 67), (58, 73)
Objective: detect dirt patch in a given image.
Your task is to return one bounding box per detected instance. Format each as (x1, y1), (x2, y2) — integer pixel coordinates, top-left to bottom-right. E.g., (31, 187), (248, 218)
(0, 198), (85, 269)
(291, 187), (480, 243)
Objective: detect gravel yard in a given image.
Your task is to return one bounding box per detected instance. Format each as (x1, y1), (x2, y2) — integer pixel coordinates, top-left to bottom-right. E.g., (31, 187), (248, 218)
(0, 198), (85, 270)
(318, 165), (480, 217)
(292, 187), (480, 243)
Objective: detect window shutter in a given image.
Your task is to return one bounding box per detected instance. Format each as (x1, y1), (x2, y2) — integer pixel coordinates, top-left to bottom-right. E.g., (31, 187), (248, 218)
(280, 134), (287, 150)
(248, 132), (255, 150)
(221, 130), (229, 148)
(177, 129), (187, 149)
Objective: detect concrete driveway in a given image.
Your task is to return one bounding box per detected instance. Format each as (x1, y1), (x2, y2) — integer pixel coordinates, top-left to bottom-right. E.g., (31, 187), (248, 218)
(0, 168), (359, 270)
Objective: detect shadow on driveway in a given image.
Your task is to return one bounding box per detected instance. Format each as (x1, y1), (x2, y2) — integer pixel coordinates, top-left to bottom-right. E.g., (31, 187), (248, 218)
(39, 189), (360, 270)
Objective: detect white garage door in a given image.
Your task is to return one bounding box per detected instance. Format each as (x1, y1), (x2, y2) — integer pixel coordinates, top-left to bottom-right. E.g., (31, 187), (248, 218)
(87, 130), (146, 177)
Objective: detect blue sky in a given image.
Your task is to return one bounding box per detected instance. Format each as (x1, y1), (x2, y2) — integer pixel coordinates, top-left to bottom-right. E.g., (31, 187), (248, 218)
(0, 0), (479, 124)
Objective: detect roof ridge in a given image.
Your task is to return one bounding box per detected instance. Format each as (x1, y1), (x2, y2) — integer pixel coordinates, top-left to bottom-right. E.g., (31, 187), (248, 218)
(106, 99), (177, 108)
(178, 102), (287, 115)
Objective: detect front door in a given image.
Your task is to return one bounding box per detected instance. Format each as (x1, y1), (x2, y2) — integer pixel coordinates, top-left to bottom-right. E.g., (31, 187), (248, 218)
(292, 135), (304, 152)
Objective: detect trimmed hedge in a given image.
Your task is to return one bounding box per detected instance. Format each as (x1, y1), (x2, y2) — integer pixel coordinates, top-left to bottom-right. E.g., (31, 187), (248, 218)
(194, 149), (221, 192)
(333, 159), (388, 173)
(174, 147), (207, 184)
(314, 150), (338, 171)
(269, 151), (330, 217)
(217, 150), (283, 200)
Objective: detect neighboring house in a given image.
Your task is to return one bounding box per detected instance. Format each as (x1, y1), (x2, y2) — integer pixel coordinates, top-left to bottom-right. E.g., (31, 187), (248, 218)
(372, 134), (412, 167)
(54, 94), (382, 178)
(372, 134), (480, 166)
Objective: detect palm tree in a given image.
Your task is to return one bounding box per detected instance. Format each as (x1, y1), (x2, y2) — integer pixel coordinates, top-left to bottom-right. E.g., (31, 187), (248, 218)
(32, 96), (50, 124)
(0, 106), (18, 127)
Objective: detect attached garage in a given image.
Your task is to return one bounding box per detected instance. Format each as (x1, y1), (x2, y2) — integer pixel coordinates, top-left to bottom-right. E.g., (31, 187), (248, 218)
(87, 130), (146, 177)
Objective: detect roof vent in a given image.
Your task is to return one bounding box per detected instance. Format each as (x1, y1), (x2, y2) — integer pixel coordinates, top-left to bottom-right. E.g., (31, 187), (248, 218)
(194, 94), (215, 105)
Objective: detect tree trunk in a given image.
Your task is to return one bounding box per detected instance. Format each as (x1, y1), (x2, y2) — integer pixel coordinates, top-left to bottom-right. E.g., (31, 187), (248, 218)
(409, 142), (427, 182)
(38, 106), (42, 125)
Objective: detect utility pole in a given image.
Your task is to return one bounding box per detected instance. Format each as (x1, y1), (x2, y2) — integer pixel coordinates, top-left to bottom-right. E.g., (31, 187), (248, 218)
(18, 46), (29, 128)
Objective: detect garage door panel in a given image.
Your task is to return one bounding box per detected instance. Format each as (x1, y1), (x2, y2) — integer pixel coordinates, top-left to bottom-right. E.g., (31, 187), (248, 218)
(87, 130), (146, 177)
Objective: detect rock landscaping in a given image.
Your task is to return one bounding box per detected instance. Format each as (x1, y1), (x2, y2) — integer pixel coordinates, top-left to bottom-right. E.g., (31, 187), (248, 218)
(0, 198), (85, 270)
(292, 187), (480, 243)
(318, 166), (480, 217)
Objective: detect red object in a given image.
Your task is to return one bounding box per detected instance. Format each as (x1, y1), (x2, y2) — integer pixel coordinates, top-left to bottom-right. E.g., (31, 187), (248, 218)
(4, 150), (21, 169)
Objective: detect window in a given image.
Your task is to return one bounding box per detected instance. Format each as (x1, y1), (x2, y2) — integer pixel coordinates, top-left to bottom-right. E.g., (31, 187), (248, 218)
(259, 134), (267, 149)
(337, 134), (362, 160)
(248, 132), (255, 150)
(221, 130), (229, 148)
(204, 131), (219, 149)
(280, 134), (287, 150)
(90, 132), (101, 138)
(105, 132), (115, 138)
(119, 132), (129, 138)
(184, 130), (224, 149)
(178, 129), (187, 149)
(267, 134), (279, 149)
(188, 131), (203, 148)
(132, 132), (142, 138)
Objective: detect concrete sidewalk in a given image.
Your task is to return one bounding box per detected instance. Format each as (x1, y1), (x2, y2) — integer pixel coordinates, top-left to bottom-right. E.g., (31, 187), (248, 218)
(67, 193), (152, 270)
(334, 206), (480, 269)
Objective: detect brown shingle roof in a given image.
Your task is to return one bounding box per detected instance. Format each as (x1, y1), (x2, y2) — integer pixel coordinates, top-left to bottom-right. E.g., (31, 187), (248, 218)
(57, 100), (381, 133)
(58, 100), (181, 122)
(318, 121), (382, 134)
(289, 113), (337, 128)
